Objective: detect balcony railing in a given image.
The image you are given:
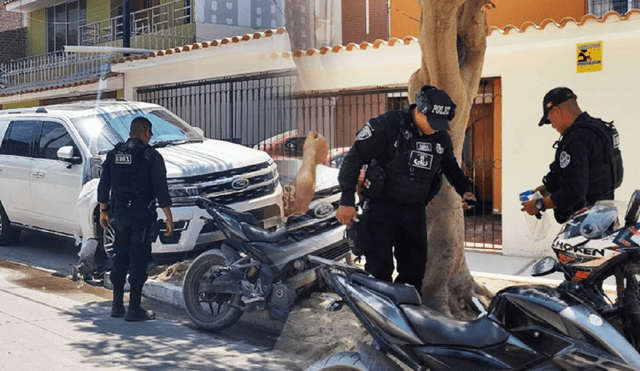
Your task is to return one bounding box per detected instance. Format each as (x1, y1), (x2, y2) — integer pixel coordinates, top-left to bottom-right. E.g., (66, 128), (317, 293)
(80, 0), (194, 51)
(0, 51), (118, 95)
(0, 0), (194, 95)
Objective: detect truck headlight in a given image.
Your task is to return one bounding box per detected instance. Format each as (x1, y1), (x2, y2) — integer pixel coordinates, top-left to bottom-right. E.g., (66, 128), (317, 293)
(168, 184), (202, 199)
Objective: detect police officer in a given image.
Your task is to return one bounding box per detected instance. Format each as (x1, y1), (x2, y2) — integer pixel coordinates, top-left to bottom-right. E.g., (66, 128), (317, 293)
(98, 117), (174, 321)
(336, 85), (476, 293)
(521, 87), (623, 223)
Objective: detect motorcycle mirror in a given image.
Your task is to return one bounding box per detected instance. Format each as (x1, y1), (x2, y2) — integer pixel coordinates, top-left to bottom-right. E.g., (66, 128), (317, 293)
(326, 300), (344, 312)
(531, 257), (561, 277)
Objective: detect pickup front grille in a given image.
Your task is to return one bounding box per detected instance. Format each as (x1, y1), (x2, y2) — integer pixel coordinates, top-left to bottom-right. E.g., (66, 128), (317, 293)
(168, 160), (280, 206)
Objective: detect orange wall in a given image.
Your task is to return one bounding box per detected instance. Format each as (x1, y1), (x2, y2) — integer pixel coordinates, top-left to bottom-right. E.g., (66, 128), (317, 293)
(389, 0), (587, 38)
(487, 0), (586, 29)
(389, 0), (420, 39)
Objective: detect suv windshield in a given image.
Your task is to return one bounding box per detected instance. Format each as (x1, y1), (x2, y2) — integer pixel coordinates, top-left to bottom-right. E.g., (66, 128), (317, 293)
(72, 105), (204, 155)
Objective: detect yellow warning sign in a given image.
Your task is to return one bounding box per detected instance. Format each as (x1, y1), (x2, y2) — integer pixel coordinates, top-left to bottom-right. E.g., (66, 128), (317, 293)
(577, 41), (603, 73)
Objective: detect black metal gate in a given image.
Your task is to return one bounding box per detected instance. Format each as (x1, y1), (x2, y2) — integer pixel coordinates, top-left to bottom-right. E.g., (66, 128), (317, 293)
(137, 70), (298, 146)
(137, 74), (501, 250)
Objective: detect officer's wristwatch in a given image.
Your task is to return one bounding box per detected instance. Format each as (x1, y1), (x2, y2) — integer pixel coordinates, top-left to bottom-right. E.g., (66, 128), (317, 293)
(535, 198), (546, 212)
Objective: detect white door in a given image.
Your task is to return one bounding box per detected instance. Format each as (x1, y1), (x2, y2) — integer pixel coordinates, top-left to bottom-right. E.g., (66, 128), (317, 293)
(30, 120), (84, 235)
(0, 120), (36, 225)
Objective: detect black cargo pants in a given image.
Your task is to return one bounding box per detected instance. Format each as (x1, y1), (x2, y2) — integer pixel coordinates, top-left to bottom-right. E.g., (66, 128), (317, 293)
(110, 203), (154, 308)
(363, 200), (427, 293)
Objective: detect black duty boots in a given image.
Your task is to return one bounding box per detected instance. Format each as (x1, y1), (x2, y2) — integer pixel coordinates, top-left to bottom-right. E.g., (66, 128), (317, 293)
(111, 303), (126, 318)
(111, 288), (126, 318)
(125, 291), (155, 321)
(125, 307), (156, 322)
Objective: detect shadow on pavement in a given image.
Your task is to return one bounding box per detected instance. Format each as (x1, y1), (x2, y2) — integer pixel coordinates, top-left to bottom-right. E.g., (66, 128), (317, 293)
(62, 302), (304, 371)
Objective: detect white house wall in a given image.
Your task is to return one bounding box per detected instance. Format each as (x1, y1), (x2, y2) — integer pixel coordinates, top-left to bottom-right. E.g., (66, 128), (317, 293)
(485, 12), (640, 257)
(112, 30), (296, 99)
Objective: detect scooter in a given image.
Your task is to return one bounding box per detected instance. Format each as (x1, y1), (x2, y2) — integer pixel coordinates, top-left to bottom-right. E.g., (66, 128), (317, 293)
(306, 191), (640, 370)
(182, 196), (349, 331)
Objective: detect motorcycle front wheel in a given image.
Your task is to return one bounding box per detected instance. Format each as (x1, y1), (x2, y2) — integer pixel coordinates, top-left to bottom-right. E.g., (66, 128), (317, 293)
(306, 352), (370, 371)
(182, 249), (244, 332)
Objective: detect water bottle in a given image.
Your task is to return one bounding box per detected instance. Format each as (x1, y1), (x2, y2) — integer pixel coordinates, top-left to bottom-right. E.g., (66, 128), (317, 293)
(519, 189), (534, 202)
(520, 189), (550, 240)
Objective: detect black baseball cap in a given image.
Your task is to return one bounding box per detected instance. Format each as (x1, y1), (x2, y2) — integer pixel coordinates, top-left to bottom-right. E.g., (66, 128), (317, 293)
(416, 85), (457, 131)
(538, 87), (578, 126)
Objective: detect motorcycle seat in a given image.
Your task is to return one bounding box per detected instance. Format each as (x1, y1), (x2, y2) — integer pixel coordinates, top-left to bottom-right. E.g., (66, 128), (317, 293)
(401, 304), (509, 348)
(351, 274), (421, 305)
(241, 222), (290, 243)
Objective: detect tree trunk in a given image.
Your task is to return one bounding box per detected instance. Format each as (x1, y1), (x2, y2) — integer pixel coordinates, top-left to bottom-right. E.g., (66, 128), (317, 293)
(410, 0), (493, 320)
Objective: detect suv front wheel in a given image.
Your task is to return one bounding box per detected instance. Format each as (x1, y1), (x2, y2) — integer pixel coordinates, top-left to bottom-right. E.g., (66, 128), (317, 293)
(0, 203), (21, 246)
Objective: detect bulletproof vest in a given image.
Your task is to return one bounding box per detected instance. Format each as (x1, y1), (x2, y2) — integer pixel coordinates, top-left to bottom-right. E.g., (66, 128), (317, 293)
(377, 112), (444, 205)
(558, 117), (623, 202)
(110, 140), (153, 202)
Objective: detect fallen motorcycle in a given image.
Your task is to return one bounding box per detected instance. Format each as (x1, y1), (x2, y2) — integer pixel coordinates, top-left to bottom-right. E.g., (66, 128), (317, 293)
(182, 197), (349, 331)
(306, 190), (640, 370)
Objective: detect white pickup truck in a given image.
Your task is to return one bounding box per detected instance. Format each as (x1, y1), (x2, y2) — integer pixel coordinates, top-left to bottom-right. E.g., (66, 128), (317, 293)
(0, 101), (289, 262)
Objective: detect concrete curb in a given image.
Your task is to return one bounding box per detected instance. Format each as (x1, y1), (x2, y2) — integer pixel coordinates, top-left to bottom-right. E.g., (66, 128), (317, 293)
(142, 278), (285, 333)
(471, 271), (617, 293)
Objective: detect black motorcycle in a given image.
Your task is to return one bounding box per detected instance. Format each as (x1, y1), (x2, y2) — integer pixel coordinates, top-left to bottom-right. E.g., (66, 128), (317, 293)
(182, 197), (350, 331)
(306, 191), (640, 370)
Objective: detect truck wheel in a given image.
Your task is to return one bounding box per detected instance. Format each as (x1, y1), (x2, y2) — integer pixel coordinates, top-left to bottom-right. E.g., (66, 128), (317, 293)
(182, 249), (244, 332)
(306, 352), (370, 371)
(0, 203), (20, 246)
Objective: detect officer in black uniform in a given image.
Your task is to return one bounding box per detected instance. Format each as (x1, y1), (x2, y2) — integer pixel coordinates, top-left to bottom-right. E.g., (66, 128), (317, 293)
(521, 87), (623, 223)
(336, 85), (476, 293)
(98, 117), (174, 321)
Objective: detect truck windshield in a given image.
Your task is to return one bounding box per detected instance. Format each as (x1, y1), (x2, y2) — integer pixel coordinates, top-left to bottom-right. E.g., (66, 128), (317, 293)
(72, 105), (204, 155)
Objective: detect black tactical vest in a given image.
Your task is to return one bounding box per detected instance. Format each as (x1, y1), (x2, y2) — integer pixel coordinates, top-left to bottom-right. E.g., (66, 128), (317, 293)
(557, 116), (623, 203)
(110, 139), (153, 203)
(377, 112), (445, 205)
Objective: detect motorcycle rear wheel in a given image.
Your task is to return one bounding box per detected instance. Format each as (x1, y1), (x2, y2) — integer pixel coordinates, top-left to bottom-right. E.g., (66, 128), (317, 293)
(306, 352), (370, 371)
(182, 249), (244, 332)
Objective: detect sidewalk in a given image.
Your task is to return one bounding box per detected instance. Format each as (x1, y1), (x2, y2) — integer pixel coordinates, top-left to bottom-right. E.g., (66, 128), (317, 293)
(0, 261), (302, 371)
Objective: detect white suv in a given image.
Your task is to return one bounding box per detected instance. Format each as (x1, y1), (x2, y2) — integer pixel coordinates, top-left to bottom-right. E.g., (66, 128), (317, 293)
(0, 101), (285, 259)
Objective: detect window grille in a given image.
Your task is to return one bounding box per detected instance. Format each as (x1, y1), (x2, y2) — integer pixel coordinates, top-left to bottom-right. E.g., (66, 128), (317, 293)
(589, 0), (640, 17)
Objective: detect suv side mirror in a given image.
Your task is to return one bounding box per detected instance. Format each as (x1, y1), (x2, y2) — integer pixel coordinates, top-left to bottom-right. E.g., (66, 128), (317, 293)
(57, 146), (81, 164)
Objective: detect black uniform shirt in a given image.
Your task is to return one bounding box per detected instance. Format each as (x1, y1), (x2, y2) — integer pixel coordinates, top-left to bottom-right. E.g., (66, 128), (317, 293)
(543, 112), (610, 216)
(338, 107), (472, 207)
(98, 138), (172, 209)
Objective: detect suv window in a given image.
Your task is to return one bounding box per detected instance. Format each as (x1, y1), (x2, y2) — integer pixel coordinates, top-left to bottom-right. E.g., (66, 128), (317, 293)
(0, 121), (37, 157)
(72, 106), (204, 155)
(38, 121), (78, 160)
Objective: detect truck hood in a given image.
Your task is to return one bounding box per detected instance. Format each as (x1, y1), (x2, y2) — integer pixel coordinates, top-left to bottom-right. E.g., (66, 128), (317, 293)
(157, 139), (272, 178)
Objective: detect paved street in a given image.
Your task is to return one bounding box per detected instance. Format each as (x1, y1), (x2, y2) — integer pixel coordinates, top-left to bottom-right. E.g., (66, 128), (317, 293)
(0, 231), (305, 371)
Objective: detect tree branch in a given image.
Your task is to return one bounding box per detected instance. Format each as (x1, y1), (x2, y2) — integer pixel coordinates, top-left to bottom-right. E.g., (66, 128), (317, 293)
(457, 0), (489, 92)
(417, 0), (464, 96)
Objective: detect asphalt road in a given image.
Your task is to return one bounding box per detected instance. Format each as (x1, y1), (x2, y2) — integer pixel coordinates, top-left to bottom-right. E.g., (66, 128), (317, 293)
(0, 229), (308, 370)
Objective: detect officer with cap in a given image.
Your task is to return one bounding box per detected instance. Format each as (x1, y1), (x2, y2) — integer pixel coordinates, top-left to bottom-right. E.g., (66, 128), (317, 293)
(98, 116), (174, 321)
(521, 87), (624, 223)
(336, 85), (476, 293)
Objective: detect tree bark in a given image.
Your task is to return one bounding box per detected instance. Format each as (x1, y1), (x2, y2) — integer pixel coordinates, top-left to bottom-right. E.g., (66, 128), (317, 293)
(410, 0), (493, 320)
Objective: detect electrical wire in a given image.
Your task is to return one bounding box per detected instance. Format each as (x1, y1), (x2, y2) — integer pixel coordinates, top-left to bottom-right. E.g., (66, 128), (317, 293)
(389, 4), (419, 23)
